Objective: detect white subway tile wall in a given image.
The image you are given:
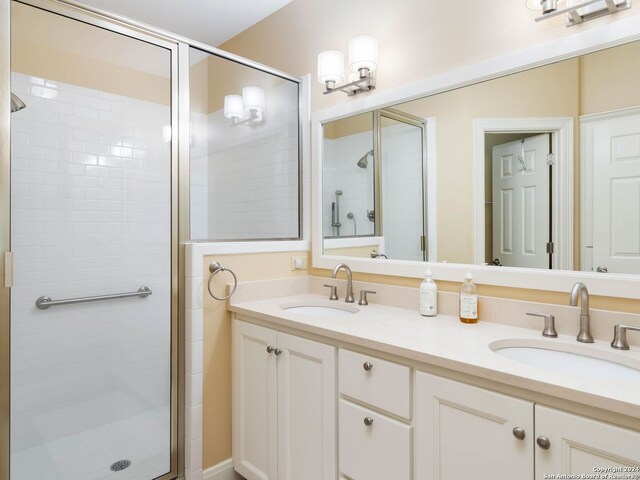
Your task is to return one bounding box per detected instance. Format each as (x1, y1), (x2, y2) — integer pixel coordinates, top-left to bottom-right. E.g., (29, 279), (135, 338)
(10, 72), (172, 480)
(190, 80), (300, 241)
(323, 130), (376, 238)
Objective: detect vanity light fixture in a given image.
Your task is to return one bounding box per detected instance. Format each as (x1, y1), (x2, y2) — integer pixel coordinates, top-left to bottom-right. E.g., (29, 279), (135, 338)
(532, 0), (631, 26)
(223, 86), (265, 126)
(317, 35), (378, 96)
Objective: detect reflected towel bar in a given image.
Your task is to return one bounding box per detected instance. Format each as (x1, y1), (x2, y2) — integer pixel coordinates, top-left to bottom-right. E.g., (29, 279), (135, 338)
(36, 286), (152, 310)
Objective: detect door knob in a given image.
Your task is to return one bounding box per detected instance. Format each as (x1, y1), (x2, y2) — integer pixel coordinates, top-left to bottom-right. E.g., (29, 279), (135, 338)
(512, 427), (526, 440)
(536, 436), (551, 450)
(364, 417), (374, 426)
(274, 348), (283, 356)
(266, 346), (274, 353)
(363, 362), (374, 371)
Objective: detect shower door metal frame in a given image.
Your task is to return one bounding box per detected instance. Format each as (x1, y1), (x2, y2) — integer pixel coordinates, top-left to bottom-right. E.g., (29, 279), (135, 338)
(375, 108), (429, 261)
(1, 1), (182, 478)
(1, 0), (12, 478)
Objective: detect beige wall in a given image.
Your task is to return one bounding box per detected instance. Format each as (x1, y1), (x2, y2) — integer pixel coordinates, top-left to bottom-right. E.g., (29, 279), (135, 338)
(398, 59), (581, 264)
(11, 2), (170, 104)
(581, 41), (640, 115)
(202, 251), (309, 468)
(220, 0), (640, 114)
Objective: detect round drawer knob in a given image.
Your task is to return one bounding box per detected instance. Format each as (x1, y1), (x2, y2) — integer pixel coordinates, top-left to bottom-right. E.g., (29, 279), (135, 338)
(536, 436), (551, 450)
(363, 362), (374, 371)
(274, 348), (283, 356)
(512, 427), (526, 440)
(266, 346), (275, 354)
(363, 417), (374, 426)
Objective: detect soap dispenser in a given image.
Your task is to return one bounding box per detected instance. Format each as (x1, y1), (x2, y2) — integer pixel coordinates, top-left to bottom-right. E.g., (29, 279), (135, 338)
(420, 268), (438, 317)
(459, 271), (478, 324)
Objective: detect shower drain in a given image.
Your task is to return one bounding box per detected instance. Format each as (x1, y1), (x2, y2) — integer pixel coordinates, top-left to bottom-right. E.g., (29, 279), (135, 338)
(110, 460), (132, 472)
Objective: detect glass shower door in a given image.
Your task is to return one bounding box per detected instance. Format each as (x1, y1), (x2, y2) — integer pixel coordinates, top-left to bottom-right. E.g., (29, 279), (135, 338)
(9, 3), (174, 479)
(379, 113), (426, 261)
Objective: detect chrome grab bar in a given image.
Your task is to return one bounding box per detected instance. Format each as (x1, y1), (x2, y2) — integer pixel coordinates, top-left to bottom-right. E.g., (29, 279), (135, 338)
(36, 286), (152, 310)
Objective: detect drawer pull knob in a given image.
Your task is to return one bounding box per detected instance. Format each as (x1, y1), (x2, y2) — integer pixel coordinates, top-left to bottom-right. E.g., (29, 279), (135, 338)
(536, 436), (551, 450)
(266, 346), (275, 354)
(274, 348), (283, 356)
(363, 362), (374, 371)
(512, 427), (526, 440)
(364, 417), (374, 426)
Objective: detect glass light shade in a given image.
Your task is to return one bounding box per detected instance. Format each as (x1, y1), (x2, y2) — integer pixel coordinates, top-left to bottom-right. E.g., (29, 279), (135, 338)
(224, 94), (244, 119)
(242, 86), (265, 114)
(348, 35), (378, 73)
(317, 50), (345, 85)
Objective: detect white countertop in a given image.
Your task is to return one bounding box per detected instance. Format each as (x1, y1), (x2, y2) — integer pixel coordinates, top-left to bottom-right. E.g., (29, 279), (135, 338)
(229, 293), (640, 419)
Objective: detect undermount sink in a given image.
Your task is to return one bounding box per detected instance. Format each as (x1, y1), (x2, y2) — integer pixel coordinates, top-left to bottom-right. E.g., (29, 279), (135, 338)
(280, 301), (359, 317)
(490, 339), (640, 381)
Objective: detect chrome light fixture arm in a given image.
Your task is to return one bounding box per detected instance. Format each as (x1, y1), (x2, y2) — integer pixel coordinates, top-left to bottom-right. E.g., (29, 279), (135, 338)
(323, 68), (376, 96)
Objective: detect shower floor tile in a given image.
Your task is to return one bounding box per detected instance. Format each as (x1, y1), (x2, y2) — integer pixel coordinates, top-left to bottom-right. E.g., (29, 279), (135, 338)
(11, 405), (170, 480)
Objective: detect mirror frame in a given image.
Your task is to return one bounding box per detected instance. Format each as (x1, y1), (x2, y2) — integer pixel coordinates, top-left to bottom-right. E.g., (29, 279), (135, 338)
(312, 15), (640, 299)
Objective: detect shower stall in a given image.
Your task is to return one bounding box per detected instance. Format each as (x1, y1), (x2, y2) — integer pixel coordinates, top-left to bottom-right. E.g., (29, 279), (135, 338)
(0, 1), (302, 479)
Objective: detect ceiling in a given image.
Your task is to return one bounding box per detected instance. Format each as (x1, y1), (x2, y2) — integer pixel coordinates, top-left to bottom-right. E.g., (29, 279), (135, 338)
(77, 0), (293, 46)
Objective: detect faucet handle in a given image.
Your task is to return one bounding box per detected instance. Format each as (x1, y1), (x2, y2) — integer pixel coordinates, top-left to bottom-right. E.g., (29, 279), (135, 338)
(611, 324), (640, 350)
(323, 284), (338, 301)
(527, 313), (558, 338)
(358, 290), (376, 306)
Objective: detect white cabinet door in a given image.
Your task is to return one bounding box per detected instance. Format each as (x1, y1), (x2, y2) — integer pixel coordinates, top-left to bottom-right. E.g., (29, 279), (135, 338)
(233, 321), (278, 480)
(535, 405), (640, 479)
(339, 399), (412, 480)
(277, 332), (336, 480)
(415, 371), (534, 480)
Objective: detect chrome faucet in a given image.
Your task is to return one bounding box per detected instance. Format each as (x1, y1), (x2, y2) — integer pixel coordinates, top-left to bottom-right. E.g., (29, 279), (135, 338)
(569, 282), (594, 343)
(332, 263), (354, 303)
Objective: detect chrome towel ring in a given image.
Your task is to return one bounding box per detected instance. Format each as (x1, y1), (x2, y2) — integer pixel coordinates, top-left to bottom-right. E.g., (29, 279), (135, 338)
(207, 261), (238, 301)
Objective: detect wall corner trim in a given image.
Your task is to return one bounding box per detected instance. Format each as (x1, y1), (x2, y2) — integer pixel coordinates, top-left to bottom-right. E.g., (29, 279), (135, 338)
(204, 459), (241, 480)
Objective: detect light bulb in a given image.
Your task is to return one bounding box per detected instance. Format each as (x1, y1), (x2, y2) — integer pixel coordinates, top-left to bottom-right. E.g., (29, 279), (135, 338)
(224, 94), (243, 120)
(317, 50), (345, 85)
(242, 86), (265, 116)
(348, 35), (378, 74)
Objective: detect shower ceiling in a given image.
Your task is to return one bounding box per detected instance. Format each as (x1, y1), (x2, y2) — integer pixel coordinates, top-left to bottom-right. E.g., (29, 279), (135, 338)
(78, 0), (293, 46)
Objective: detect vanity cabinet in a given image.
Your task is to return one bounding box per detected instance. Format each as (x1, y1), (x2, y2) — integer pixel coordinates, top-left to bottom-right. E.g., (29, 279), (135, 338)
(535, 405), (640, 479)
(415, 371), (534, 480)
(232, 320), (336, 480)
(415, 371), (640, 480)
(338, 349), (413, 480)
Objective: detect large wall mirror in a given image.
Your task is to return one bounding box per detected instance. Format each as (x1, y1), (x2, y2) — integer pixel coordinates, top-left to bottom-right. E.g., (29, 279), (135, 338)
(318, 36), (640, 285)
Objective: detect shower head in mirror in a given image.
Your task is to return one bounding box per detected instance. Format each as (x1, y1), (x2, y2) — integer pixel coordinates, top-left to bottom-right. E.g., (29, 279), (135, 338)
(10, 93), (26, 113)
(357, 149), (373, 168)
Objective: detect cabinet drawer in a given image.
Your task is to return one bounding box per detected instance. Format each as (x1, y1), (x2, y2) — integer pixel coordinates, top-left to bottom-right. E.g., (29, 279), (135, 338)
(339, 400), (412, 480)
(339, 349), (411, 419)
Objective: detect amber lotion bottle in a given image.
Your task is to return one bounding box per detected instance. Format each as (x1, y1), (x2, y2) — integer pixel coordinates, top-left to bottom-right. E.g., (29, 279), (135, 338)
(459, 272), (478, 324)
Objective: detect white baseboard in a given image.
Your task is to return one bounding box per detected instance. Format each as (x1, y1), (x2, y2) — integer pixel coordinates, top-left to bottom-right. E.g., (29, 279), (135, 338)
(203, 459), (244, 480)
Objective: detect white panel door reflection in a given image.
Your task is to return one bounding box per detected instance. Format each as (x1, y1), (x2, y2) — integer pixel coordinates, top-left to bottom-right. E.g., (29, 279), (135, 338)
(492, 134), (551, 269)
(593, 112), (640, 274)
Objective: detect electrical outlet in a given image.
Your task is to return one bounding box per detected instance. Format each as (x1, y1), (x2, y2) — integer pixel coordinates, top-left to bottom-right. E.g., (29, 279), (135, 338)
(291, 255), (308, 271)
